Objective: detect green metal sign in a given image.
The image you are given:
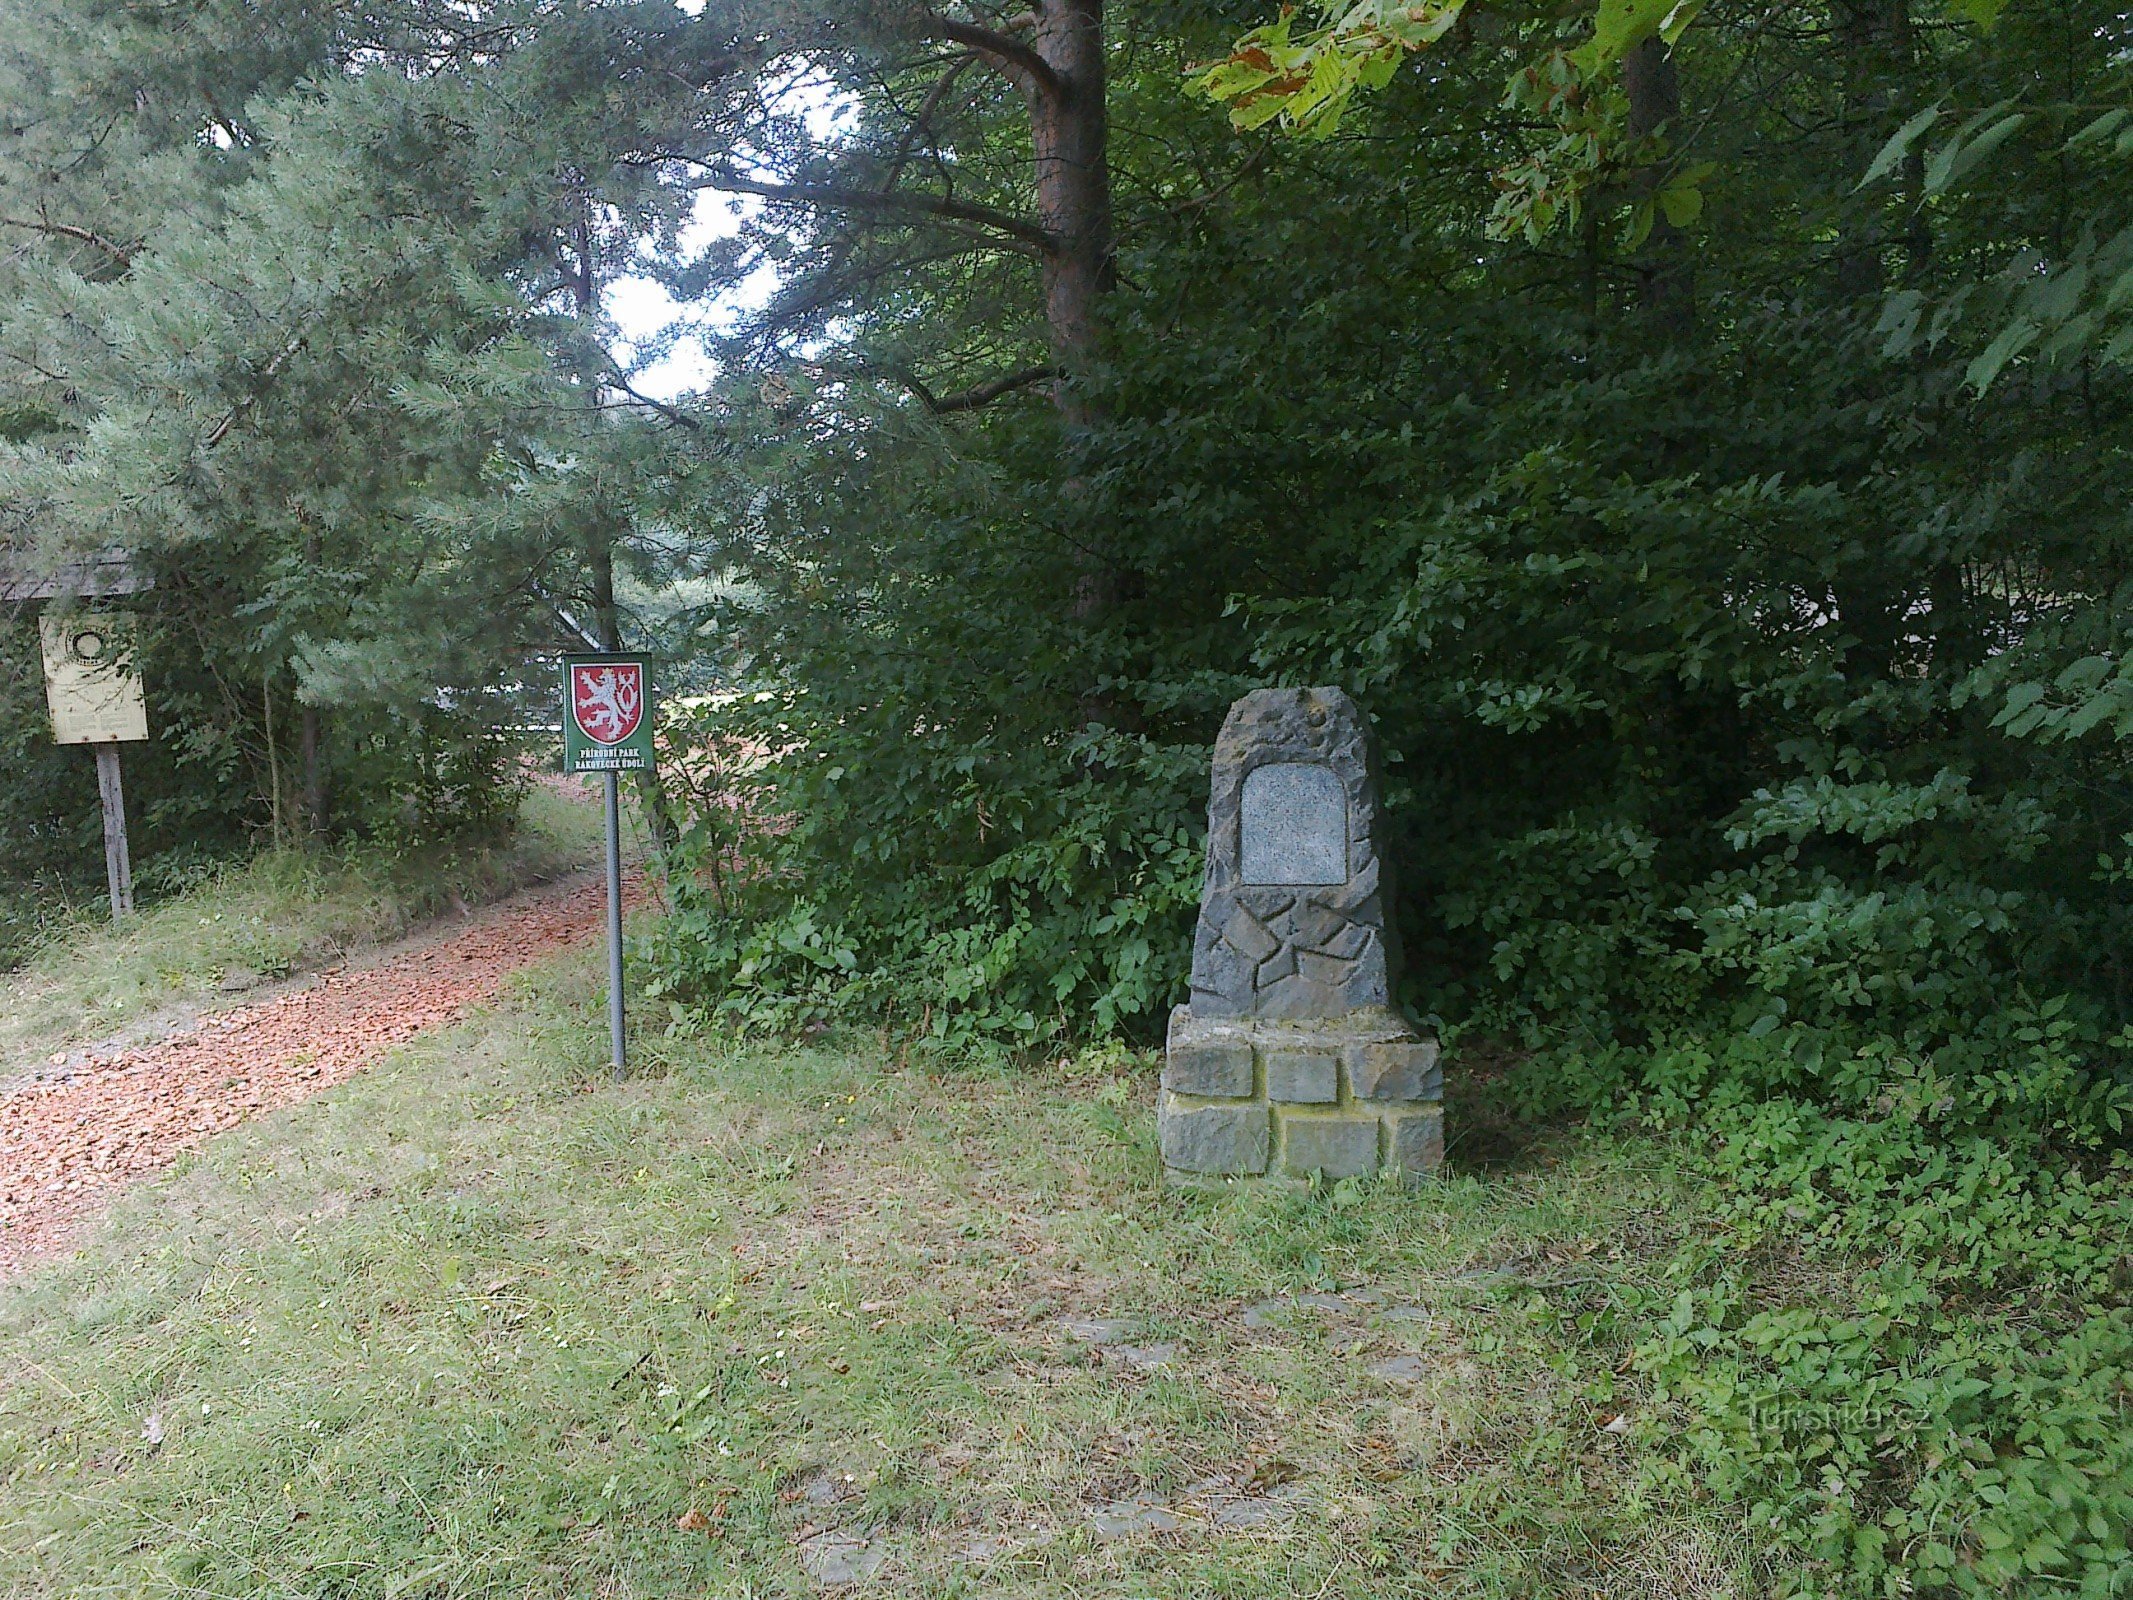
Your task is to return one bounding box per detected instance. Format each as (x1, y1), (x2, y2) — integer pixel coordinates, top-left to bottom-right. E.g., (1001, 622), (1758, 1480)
(562, 655), (655, 774)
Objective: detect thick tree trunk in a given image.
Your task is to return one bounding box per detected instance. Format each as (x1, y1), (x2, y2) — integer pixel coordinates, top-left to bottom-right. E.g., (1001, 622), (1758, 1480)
(263, 675), (282, 843)
(589, 537), (620, 654)
(1025, 0), (1118, 634)
(1028, 0), (1113, 419)
(568, 210), (678, 848)
(1833, 0), (1904, 299)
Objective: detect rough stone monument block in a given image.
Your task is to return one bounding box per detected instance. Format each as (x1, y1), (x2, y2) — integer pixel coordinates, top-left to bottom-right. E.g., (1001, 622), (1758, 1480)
(1159, 687), (1443, 1185)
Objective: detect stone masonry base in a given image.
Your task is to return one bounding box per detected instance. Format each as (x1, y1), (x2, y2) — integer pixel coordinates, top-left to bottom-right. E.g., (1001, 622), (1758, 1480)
(1157, 1005), (1442, 1184)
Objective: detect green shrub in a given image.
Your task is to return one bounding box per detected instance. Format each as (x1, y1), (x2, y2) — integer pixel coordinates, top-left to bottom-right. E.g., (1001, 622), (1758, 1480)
(1628, 1094), (2133, 1596)
(647, 694), (1203, 1054)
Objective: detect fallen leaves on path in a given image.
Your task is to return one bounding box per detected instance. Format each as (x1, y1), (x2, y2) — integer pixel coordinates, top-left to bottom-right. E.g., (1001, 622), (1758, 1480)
(0, 870), (645, 1279)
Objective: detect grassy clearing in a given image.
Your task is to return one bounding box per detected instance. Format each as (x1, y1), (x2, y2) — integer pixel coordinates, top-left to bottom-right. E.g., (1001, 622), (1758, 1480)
(0, 941), (1769, 1599)
(0, 783), (605, 1080)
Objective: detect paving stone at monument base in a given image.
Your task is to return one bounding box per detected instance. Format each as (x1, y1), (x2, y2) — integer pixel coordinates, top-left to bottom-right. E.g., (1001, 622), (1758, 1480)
(1367, 1354), (1431, 1385)
(955, 1529), (1057, 1562)
(1210, 1481), (1313, 1529)
(1099, 1340), (1178, 1372)
(1279, 1113), (1379, 1180)
(1240, 1289), (1379, 1329)
(1159, 687), (1443, 1185)
(1157, 1095), (1270, 1174)
(1081, 1477), (1319, 1541)
(1264, 1048), (1337, 1103)
(798, 1530), (887, 1586)
(1242, 1294), (1334, 1329)
(1384, 1106), (1444, 1177)
(796, 1468), (863, 1507)
(1295, 1290), (1355, 1312)
(1088, 1497), (1183, 1539)
(1160, 1029), (1253, 1097)
(1344, 1036), (1442, 1102)
(1057, 1315), (1136, 1346)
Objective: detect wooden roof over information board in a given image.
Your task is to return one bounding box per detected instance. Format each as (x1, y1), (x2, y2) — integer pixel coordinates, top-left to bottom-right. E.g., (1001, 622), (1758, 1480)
(0, 548), (152, 602)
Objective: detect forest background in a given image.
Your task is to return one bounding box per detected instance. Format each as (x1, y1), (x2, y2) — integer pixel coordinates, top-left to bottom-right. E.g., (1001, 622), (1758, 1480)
(2, 0), (2133, 1589)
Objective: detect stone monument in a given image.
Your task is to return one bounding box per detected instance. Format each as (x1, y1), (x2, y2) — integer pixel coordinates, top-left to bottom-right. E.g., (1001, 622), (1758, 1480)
(1159, 687), (1442, 1183)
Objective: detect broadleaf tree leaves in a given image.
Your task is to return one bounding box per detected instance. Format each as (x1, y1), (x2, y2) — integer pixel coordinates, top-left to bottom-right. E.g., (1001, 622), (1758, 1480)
(1192, 0), (1470, 136)
(2066, 107), (2130, 151)
(1924, 109), (2027, 198)
(1966, 316), (2040, 391)
(1571, 0), (1677, 73)
(1659, 178), (1703, 227)
(1860, 103), (1943, 188)
(1198, 0), (1711, 236)
(1659, 0), (1704, 46)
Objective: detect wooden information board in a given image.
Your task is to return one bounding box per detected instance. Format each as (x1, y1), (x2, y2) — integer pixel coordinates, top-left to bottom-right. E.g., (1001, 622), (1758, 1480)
(39, 612), (148, 745)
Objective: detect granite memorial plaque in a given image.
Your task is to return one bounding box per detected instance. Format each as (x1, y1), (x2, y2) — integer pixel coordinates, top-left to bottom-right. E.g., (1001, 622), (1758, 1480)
(1240, 763), (1347, 886)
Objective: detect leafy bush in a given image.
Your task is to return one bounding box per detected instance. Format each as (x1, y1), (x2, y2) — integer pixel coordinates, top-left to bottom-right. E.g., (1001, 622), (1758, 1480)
(1629, 1091), (2133, 1596)
(647, 693), (1204, 1054)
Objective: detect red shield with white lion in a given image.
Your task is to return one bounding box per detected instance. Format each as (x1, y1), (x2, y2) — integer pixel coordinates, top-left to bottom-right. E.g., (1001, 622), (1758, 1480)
(570, 661), (644, 745)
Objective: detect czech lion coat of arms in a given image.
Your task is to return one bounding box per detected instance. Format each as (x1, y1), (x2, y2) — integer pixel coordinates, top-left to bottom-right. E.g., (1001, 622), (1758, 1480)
(570, 661), (644, 745)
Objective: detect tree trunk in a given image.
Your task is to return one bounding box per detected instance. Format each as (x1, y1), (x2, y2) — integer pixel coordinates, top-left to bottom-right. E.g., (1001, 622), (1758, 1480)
(1623, 36), (1692, 336)
(568, 206), (677, 848)
(585, 520), (675, 848)
(1833, 0), (1906, 299)
(589, 536), (620, 654)
(1028, 0), (1114, 421)
(299, 519), (327, 837)
(299, 703), (325, 836)
(1025, 0), (1120, 687)
(263, 674), (283, 844)
(1831, 0), (1916, 675)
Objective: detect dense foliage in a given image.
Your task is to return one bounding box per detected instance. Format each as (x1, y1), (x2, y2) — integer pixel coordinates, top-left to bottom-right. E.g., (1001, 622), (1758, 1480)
(0, 0), (724, 908)
(638, 3), (2133, 1588)
(3, 0), (2132, 1586)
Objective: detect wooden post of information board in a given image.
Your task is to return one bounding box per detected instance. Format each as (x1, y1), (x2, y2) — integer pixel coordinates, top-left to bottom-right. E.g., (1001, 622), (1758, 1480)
(38, 611), (150, 922)
(5, 552), (153, 923)
(94, 744), (134, 917)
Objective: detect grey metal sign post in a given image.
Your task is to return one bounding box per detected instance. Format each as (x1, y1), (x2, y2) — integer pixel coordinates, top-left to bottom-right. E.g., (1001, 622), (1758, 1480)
(562, 655), (654, 1078)
(603, 769), (625, 1073)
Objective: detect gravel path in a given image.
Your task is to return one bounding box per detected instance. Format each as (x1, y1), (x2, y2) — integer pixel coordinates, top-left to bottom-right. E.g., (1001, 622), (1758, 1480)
(0, 868), (646, 1280)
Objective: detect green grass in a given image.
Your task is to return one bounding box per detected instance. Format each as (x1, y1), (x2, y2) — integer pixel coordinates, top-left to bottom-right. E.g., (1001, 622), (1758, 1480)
(0, 782), (606, 1081)
(0, 943), (1767, 1598)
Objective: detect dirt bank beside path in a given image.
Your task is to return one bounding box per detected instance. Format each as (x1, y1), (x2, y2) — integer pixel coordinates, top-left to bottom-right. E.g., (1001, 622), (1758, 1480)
(0, 868), (648, 1280)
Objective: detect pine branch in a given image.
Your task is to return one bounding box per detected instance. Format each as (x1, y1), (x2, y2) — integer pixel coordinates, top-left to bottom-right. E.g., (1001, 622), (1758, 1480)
(691, 164), (1055, 255)
(602, 364), (709, 431)
(1, 215), (135, 270)
(885, 361), (1057, 412)
(885, 55), (979, 190)
(201, 334), (308, 449)
(916, 15), (1059, 98)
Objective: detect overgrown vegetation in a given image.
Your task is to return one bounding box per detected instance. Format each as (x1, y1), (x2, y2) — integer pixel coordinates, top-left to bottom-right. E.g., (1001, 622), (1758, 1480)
(1, 976), (1765, 1598)
(11, 938), (2120, 1595)
(3, 0), (2132, 1588)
